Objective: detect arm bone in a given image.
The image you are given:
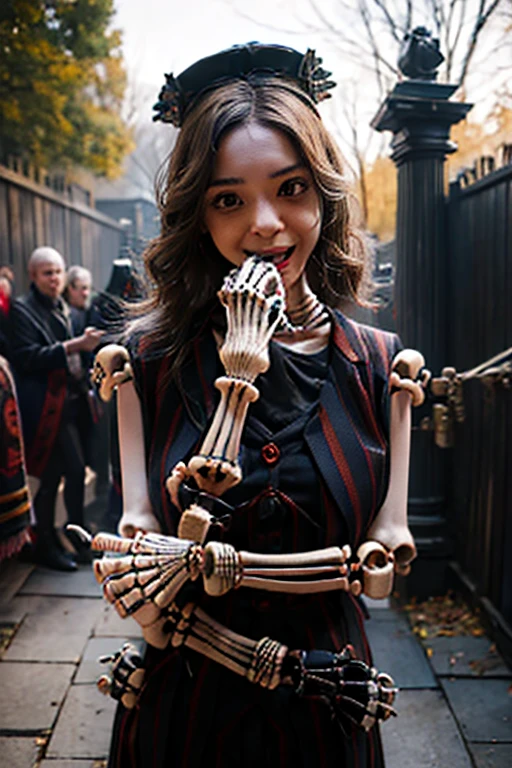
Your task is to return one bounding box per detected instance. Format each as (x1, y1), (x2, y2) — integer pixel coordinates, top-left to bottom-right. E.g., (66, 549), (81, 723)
(116, 378), (161, 537)
(202, 541), (357, 596)
(366, 348), (430, 570)
(181, 257), (286, 497)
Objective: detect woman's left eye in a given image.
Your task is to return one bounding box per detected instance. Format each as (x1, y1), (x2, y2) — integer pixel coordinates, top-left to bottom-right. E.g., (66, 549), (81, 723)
(279, 178), (308, 197)
(210, 192), (242, 210)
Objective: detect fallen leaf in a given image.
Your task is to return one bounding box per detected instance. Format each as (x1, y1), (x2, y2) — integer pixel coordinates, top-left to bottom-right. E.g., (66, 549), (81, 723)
(403, 591), (487, 640)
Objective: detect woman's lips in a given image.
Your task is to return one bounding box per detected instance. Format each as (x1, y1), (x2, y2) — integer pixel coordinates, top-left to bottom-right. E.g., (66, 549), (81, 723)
(247, 246), (295, 267)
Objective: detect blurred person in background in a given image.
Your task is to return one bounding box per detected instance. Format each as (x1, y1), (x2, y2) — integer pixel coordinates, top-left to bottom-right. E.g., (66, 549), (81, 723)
(0, 266), (15, 358)
(0, 354), (31, 562)
(65, 265), (93, 335)
(65, 264), (111, 516)
(9, 247), (104, 570)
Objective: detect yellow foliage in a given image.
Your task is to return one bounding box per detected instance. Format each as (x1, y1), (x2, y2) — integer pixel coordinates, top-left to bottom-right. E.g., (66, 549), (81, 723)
(363, 104), (512, 242)
(362, 156), (397, 242)
(0, 0), (131, 176)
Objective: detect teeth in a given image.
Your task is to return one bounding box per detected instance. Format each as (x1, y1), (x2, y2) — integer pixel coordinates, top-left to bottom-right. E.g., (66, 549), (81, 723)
(265, 248), (293, 264)
(245, 247), (294, 264)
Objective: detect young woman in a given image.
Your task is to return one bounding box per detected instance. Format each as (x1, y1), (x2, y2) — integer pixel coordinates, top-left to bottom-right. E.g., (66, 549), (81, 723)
(93, 42), (426, 768)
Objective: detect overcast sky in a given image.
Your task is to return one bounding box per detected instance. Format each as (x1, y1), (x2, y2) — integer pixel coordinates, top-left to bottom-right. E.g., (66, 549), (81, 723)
(113, 0), (332, 92)
(107, 0), (508, 196)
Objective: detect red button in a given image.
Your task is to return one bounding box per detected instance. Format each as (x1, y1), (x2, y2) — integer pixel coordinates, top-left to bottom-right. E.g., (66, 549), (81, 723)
(261, 442), (280, 466)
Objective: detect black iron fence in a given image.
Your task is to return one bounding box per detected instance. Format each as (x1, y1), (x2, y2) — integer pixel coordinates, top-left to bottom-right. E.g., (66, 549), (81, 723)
(0, 164), (123, 293)
(446, 165), (512, 638)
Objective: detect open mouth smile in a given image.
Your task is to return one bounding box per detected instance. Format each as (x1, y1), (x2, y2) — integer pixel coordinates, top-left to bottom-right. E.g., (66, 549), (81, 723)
(245, 246), (295, 270)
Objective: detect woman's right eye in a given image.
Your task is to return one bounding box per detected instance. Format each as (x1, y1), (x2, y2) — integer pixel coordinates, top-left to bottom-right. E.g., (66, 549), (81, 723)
(210, 192), (242, 210)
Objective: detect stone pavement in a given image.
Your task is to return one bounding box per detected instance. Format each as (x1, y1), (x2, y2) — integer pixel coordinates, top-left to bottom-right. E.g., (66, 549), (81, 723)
(0, 558), (511, 768)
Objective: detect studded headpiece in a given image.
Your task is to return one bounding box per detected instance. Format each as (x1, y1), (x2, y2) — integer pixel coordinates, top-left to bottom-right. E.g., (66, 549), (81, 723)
(153, 42), (336, 128)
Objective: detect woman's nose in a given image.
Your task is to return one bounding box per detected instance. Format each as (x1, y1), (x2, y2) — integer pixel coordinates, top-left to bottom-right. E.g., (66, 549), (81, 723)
(249, 200), (284, 237)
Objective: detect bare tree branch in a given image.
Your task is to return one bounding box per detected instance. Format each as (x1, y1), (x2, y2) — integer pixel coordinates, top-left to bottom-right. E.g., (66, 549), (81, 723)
(359, 0), (386, 96)
(444, 0), (467, 81)
(405, 0), (413, 31)
(427, 0), (443, 34)
(457, 0), (503, 85)
(370, 0), (403, 42)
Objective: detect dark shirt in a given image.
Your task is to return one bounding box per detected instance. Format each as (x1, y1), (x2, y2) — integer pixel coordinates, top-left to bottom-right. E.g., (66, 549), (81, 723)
(69, 305), (87, 336)
(32, 285), (72, 343)
(9, 285), (69, 374)
(69, 304), (94, 392)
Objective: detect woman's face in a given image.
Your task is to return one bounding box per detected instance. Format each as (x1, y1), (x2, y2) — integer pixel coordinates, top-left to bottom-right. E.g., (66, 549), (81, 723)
(203, 122), (322, 296)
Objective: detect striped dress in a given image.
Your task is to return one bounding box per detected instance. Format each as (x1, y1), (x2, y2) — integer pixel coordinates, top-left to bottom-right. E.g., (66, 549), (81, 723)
(0, 356), (31, 561)
(108, 309), (401, 768)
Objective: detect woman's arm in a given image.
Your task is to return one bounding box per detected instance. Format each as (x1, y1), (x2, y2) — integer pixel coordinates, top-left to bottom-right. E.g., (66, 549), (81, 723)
(91, 344), (160, 537)
(366, 348), (430, 575)
(116, 379), (161, 537)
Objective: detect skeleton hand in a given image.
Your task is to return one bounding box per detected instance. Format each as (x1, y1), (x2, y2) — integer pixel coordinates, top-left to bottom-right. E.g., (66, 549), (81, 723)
(218, 256), (287, 381)
(282, 646), (397, 732)
(97, 642), (145, 709)
(91, 344), (133, 402)
(90, 531), (203, 640)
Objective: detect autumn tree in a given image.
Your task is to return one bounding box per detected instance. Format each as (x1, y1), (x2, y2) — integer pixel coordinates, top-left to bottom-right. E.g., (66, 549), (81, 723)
(0, 0), (133, 177)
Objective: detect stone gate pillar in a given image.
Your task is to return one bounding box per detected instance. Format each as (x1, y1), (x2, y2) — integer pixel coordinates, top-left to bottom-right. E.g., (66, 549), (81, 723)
(371, 28), (472, 595)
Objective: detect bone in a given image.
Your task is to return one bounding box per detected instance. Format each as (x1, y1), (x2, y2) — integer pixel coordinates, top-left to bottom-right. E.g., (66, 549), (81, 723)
(188, 378), (259, 495)
(389, 348), (430, 407)
(91, 344), (133, 403)
(366, 388), (417, 568)
(202, 541), (353, 597)
(356, 541), (395, 599)
(117, 379), (162, 537)
(171, 602), (288, 690)
(177, 504), (215, 543)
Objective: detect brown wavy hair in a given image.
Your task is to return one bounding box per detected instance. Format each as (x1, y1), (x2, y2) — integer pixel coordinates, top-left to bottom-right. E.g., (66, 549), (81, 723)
(128, 76), (372, 378)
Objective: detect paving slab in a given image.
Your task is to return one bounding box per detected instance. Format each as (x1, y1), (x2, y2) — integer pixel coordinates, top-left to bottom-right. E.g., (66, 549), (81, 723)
(440, 678), (512, 742)
(3, 596), (103, 663)
(469, 743), (512, 768)
(40, 761), (104, 767)
(0, 662), (75, 732)
(362, 597), (391, 612)
(0, 600), (29, 627)
(46, 684), (116, 760)
(0, 559), (34, 607)
(75, 636), (145, 684)
(381, 689), (472, 767)
(94, 603), (142, 638)
(0, 736), (39, 767)
(365, 611), (438, 689)
(19, 566), (102, 599)
(425, 636), (510, 677)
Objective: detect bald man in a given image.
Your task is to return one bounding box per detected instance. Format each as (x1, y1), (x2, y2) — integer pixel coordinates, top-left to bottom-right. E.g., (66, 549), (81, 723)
(10, 247), (104, 570)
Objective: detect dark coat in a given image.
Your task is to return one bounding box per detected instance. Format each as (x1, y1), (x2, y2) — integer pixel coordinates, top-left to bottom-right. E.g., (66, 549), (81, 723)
(9, 287), (69, 477)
